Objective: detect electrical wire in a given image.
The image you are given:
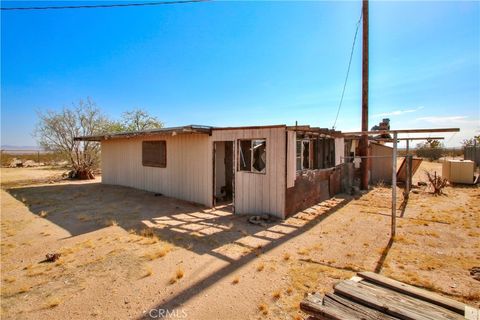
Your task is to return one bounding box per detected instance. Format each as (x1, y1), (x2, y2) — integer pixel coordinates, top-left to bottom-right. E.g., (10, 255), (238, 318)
(332, 9), (362, 129)
(1, 0), (208, 11)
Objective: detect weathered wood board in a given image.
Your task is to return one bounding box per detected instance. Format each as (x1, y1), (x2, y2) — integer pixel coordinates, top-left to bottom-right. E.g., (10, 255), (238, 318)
(300, 272), (478, 320)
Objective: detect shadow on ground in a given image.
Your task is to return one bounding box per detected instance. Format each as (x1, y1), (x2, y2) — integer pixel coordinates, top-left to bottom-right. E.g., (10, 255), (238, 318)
(7, 182), (353, 318)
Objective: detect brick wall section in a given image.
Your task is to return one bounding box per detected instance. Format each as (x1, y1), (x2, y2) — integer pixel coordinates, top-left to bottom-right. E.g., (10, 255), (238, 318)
(285, 165), (344, 216)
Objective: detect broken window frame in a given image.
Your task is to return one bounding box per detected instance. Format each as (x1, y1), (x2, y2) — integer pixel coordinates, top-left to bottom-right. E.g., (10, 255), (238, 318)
(297, 136), (336, 171)
(296, 139), (312, 171)
(238, 139), (267, 174)
(142, 140), (167, 168)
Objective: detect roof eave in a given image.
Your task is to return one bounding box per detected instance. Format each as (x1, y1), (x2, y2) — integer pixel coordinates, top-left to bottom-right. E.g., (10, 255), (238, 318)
(74, 125), (213, 142)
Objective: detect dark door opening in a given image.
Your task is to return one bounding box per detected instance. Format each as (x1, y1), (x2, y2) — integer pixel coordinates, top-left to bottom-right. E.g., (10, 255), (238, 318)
(213, 141), (234, 207)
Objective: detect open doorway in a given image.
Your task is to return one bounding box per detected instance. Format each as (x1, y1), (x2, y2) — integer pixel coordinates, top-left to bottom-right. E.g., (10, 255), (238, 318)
(213, 141), (234, 208)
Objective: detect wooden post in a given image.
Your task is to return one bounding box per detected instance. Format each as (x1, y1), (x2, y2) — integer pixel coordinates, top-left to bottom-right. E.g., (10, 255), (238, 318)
(360, 0), (369, 190)
(391, 132), (398, 238)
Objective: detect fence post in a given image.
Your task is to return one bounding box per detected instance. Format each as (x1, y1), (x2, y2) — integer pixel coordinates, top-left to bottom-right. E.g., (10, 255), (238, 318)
(391, 132), (398, 238)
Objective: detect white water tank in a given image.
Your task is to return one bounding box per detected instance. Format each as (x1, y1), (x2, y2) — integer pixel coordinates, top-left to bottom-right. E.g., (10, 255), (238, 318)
(442, 160), (475, 184)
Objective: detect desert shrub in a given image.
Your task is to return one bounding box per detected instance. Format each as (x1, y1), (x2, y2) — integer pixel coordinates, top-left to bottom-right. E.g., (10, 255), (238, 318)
(415, 140), (445, 161)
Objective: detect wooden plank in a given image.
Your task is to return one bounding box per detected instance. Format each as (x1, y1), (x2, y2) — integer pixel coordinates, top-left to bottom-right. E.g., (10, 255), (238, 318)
(397, 158), (423, 182)
(465, 305), (480, 320)
(358, 272), (466, 315)
(300, 293), (359, 320)
(343, 128), (460, 136)
(323, 292), (400, 320)
(334, 280), (463, 320)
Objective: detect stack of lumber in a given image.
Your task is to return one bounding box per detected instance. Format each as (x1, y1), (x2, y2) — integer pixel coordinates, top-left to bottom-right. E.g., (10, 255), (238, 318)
(300, 271), (479, 320)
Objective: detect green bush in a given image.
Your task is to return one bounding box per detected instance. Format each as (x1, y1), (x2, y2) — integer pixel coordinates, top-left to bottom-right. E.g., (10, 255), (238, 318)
(415, 140), (445, 161)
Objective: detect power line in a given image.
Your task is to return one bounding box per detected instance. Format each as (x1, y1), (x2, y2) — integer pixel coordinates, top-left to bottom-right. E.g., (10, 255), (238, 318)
(1, 0), (208, 11)
(332, 10), (362, 129)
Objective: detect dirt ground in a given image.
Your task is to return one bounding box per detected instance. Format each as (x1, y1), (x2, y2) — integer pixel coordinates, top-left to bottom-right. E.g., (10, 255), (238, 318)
(0, 167), (65, 187)
(1, 163), (479, 319)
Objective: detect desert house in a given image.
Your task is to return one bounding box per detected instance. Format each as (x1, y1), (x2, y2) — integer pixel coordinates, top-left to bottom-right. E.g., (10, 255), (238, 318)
(75, 124), (347, 219)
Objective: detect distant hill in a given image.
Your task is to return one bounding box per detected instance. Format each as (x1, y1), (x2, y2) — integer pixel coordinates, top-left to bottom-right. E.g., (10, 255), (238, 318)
(1, 145), (43, 151)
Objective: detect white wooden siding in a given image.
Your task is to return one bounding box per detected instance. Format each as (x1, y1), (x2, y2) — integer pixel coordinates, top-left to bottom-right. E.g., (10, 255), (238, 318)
(335, 137), (345, 166)
(286, 131), (296, 188)
(101, 133), (211, 206)
(211, 127), (287, 218)
(101, 127), (288, 218)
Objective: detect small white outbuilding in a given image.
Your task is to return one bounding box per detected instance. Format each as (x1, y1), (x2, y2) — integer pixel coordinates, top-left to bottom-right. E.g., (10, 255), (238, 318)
(76, 124), (346, 219)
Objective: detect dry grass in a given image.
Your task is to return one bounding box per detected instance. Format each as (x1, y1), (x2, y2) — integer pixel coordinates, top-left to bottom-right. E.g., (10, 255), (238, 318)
(256, 263), (265, 272)
(143, 265), (153, 278)
(176, 268), (184, 279)
(143, 247), (169, 261)
(17, 286), (30, 294)
(297, 247), (310, 255)
(283, 253), (291, 261)
(140, 228), (155, 238)
(39, 210), (48, 217)
(272, 289), (281, 300)
(3, 276), (16, 283)
(45, 297), (62, 308)
(258, 303), (268, 315)
(105, 219), (118, 227)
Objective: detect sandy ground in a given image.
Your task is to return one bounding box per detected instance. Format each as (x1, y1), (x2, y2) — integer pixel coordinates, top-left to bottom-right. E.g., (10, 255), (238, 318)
(1, 167), (65, 188)
(1, 164), (479, 320)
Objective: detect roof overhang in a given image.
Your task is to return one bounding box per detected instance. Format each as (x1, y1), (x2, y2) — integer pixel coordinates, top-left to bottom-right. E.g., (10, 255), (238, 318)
(74, 125), (213, 142)
(286, 125), (343, 138)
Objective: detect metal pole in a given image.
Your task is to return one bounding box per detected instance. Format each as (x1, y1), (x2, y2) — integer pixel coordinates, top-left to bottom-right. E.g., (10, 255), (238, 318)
(360, 0), (369, 190)
(391, 132), (398, 238)
(405, 139), (410, 198)
(474, 139), (477, 171)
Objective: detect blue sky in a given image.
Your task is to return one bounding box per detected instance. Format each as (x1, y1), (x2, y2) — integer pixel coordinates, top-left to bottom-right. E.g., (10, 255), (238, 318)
(1, 0), (479, 147)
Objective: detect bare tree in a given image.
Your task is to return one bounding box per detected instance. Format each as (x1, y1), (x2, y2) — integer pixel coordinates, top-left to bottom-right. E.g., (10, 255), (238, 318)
(120, 109), (164, 132)
(461, 135), (480, 147)
(35, 98), (110, 179)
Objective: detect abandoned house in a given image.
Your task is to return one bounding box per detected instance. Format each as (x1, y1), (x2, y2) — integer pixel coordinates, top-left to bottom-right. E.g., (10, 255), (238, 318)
(75, 124), (347, 219)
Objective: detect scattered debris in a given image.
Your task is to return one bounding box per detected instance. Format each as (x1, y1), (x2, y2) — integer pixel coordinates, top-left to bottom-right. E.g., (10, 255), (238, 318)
(9, 158), (23, 168)
(247, 214), (279, 227)
(44, 253), (61, 263)
(23, 160), (39, 167)
(7, 158), (45, 168)
(470, 267), (480, 281)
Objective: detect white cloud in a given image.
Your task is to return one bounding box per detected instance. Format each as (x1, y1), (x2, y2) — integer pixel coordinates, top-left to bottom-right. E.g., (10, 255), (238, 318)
(415, 116), (477, 124)
(373, 106), (424, 117)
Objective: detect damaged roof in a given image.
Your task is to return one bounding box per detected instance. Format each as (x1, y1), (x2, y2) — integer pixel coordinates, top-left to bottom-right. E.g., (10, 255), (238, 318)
(74, 125), (213, 141)
(74, 123), (344, 141)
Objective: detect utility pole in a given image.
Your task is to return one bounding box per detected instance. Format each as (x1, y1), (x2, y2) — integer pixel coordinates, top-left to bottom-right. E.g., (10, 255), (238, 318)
(360, 0), (370, 190)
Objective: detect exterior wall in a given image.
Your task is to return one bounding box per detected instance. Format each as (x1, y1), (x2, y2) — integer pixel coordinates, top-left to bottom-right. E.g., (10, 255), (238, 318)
(285, 169), (332, 216)
(214, 142), (226, 197)
(286, 131), (296, 188)
(284, 165), (344, 216)
(335, 138), (345, 166)
(211, 127), (287, 218)
(369, 142), (393, 184)
(101, 133), (211, 206)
